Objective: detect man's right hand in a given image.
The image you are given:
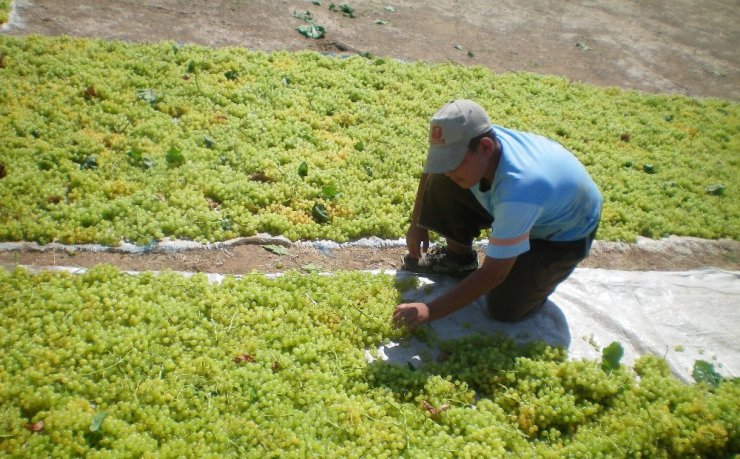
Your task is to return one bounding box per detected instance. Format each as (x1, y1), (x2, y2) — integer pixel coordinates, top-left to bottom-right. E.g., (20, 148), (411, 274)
(405, 224), (429, 259)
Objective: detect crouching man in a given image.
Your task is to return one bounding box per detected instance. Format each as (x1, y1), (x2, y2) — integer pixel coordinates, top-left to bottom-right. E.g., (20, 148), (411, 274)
(393, 100), (601, 328)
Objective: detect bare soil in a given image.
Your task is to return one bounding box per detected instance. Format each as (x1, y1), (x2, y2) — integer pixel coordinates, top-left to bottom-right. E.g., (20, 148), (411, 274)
(2, 239), (739, 274)
(6, 0), (738, 100)
(2, 0), (738, 273)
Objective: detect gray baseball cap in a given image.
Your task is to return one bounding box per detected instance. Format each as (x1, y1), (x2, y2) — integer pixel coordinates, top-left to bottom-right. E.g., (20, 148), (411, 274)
(423, 100), (492, 174)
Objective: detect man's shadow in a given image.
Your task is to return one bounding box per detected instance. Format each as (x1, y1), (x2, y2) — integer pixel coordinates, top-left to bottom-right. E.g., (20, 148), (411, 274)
(380, 271), (572, 368)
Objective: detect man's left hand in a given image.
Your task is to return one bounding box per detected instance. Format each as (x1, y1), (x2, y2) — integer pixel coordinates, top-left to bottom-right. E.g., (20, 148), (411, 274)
(392, 302), (430, 328)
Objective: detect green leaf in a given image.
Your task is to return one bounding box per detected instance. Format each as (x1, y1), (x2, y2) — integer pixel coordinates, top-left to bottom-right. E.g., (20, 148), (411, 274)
(264, 244), (289, 256)
(706, 184), (725, 196)
(601, 341), (624, 372)
(166, 147), (185, 167)
(298, 161), (309, 178)
(340, 4), (355, 17)
(292, 10), (315, 22)
(302, 263), (323, 273)
(127, 149), (155, 169)
(384, 5), (396, 12)
(375, 19), (389, 25)
(692, 360), (723, 387)
(136, 89), (159, 106)
(127, 148), (143, 163)
(80, 155), (98, 170)
(297, 24), (326, 39)
(312, 0), (322, 5)
(321, 183), (340, 199)
(312, 202), (330, 223)
(90, 412), (108, 432)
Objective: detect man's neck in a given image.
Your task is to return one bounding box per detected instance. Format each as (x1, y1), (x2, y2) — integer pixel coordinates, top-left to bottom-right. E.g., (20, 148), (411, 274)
(480, 139), (502, 190)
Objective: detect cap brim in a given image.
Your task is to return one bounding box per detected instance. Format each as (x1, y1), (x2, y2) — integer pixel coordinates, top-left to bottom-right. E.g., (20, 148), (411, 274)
(422, 142), (467, 174)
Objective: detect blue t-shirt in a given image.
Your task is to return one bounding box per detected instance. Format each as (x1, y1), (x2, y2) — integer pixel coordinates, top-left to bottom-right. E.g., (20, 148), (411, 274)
(471, 126), (602, 259)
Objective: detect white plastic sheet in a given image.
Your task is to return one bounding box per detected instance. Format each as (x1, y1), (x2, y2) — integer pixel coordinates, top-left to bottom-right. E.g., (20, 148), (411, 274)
(370, 268), (739, 383)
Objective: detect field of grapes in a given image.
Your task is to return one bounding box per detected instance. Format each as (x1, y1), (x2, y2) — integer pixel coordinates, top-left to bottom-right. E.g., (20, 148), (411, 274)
(2, 3), (739, 457)
(0, 34), (738, 246)
(1, 266), (738, 457)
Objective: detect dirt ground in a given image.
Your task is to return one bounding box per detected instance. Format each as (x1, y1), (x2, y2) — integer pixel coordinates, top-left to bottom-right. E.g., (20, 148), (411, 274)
(6, 0), (738, 100)
(2, 0), (739, 273)
(2, 238), (739, 274)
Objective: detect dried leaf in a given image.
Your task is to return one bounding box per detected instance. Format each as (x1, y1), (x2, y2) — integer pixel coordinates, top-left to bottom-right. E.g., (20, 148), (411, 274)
(234, 353), (255, 363)
(421, 400), (450, 417)
(24, 420), (44, 433)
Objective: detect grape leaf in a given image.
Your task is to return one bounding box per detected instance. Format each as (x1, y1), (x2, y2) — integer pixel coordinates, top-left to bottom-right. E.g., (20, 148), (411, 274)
(264, 244), (289, 256)
(297, 24), (326, 39)
(136, 89), (159, 106)
(298, 161), (309, 178)
(706, 184), (725, 196)
(339, 4), (355, 17)
(312, 202), (330, 223)
(166, 147), (185, 167)
(601, 341), (623, 372)
(292, 10), (315, 22)
(692, 360), (723, 387)
(90, 412), (108, 432)
(321, 184), (340, 199)
(80, 155), (98, 170)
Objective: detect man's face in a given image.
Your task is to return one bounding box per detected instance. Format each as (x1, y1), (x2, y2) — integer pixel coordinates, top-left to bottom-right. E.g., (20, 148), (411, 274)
(445, 149), (487, 189)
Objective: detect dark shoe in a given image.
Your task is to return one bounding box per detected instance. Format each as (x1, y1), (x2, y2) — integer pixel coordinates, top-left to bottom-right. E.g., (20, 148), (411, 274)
(401, 246), (478, 278)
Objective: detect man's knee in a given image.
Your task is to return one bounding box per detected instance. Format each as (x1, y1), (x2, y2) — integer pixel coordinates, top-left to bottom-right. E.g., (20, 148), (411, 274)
(487, 297), (546, 322)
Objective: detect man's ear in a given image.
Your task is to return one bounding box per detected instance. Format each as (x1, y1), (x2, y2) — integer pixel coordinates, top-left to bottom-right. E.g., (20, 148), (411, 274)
(478, 136), (495, 156)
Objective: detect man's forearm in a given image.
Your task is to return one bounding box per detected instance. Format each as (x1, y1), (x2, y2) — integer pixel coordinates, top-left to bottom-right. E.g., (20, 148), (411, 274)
(427, 258), (514, 321)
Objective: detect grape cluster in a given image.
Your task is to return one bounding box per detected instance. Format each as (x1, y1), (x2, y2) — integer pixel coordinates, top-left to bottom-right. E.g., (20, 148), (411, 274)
(0, 34), (737, 246)
(1, 267), (737, 457)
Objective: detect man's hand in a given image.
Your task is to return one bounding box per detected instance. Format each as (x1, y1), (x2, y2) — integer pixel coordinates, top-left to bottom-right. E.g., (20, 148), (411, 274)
(405, 225), (429, 260)
(392, 302), (430, 328)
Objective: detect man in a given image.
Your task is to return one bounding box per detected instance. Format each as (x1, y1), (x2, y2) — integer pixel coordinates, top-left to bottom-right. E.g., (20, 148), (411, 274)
(392, 99), (601, 328)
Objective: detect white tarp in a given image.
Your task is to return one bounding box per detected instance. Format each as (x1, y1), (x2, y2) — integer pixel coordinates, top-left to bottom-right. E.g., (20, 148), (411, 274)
(371, 268), (739, 383)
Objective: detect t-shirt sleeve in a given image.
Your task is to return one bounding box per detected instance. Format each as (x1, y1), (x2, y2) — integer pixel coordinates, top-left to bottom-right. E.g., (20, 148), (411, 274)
(485, 202), (543, 259)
